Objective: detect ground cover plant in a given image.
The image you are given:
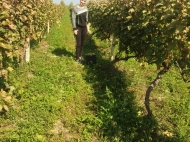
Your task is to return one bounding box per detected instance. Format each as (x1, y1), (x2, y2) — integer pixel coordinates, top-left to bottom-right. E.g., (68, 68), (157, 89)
(0, 9), (190, 142)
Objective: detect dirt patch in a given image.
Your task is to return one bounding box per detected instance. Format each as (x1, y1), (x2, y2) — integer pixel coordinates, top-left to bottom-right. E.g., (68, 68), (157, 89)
(0, 123), (16, 138)
(28, 71), (34, 78)
(50, 120), (75, 141)
(39, 41), (49, 52)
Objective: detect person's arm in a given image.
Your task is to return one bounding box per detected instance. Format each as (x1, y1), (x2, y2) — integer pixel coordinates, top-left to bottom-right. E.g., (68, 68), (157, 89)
(86, 10), (91, 34)
(72, 8), (78, 35)
(87, 23), (92, 34)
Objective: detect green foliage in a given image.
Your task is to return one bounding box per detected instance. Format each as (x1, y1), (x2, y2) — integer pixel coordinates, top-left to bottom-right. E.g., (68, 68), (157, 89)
(88, 0), (190, 79)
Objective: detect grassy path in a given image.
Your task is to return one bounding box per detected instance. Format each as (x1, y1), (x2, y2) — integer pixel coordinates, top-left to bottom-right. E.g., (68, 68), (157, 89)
(2, 10), (98, 141)
(0, 9), (190, 142)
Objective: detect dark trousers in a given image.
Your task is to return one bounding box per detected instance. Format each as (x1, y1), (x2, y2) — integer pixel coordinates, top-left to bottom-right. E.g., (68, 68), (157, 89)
(74, 25), (87, 60)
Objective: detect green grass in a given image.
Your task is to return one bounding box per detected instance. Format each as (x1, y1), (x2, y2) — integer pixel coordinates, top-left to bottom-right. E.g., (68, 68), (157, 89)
(0, 9), (190, 142)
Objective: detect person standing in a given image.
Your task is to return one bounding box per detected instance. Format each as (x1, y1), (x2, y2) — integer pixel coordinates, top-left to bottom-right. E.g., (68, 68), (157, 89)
(72, 0), (91, 63)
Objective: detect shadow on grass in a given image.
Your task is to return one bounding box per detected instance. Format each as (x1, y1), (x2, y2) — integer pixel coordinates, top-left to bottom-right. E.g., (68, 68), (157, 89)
(51, 46), (74, 58)
(81, 35), (180, 142)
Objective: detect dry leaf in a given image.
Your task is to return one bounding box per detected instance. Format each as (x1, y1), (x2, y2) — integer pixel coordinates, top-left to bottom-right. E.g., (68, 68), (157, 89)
(4, 96), (12, 103)
(3, 105), (9, 111)
(0, 37), (5, 41)
(163, 130), (173, 137)
(0, 105), (3, 112)
(7, 67), (14, 72)
(0, 89), (7, 97)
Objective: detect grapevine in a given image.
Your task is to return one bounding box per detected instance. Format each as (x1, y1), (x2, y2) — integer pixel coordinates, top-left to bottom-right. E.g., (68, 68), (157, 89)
(88, 0), (190, 115)
(0, 0), (65, 112)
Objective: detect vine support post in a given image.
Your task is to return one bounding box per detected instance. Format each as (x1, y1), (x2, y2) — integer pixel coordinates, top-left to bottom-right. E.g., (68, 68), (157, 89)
(110, 36), (116, 61)
(47, 20), (50, 33)
(25, 37), (30, 62)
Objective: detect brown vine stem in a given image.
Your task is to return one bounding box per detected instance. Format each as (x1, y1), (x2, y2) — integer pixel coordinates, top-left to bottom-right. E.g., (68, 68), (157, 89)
(144, 67), (169, 116)
(175, 61), (190, 83)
